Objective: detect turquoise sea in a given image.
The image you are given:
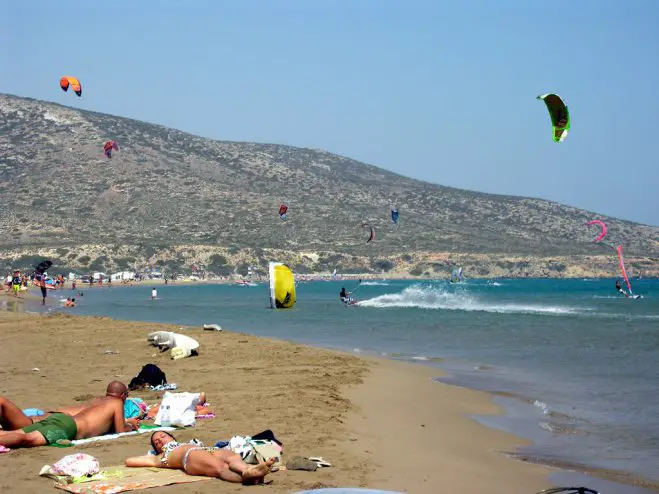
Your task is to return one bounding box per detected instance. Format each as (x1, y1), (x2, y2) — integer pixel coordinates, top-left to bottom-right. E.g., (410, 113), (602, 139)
(25, 277), (659, 490)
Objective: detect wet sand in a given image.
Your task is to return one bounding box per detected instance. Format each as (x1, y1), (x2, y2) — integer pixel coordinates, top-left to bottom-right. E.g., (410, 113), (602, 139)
(0, 311), (553, 493)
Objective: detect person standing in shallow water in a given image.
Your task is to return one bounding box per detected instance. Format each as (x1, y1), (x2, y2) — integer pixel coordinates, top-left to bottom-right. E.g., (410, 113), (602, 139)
(38, 273), (48, 305)
(151, 288), (158, 300)
(11, 270), (21, 298)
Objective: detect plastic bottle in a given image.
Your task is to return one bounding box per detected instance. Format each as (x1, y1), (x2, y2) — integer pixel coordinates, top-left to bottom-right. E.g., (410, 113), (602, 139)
(160, 404), (171, 427)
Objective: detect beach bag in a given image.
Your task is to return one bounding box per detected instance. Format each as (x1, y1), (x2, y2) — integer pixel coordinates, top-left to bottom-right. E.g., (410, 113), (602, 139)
(241, 440), (282, 465)
(129, 364), (167, 390)
(154, 392), (201, 427)
(50, 453), (100, 477)
(251, 440), (282, 465)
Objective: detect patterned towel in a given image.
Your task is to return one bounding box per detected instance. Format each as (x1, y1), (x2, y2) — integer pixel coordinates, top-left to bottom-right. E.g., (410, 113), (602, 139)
(54, 466), (210, 493)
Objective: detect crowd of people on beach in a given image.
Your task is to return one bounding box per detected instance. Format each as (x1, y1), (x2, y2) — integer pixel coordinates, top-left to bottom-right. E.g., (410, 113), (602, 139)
(3, 270), (82, 306)
(0, 381), (275, 485)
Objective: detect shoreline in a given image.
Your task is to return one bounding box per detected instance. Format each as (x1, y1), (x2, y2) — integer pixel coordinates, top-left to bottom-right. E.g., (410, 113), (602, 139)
(2, 273), (652, 304)
(1, 312), (656, 492)
(5, 286), (659, 492)
(6, 282), (659, 492)
(340, 355), (553, 493)
(351, 350), (659, 493)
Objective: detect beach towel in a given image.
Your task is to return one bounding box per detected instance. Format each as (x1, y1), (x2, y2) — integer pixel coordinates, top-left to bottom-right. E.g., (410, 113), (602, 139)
(69, 426), (176, 446)
(53, 466), (210, 493)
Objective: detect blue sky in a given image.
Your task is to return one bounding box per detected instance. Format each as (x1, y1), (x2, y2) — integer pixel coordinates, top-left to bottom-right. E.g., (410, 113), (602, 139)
(3, 0), (658, 225)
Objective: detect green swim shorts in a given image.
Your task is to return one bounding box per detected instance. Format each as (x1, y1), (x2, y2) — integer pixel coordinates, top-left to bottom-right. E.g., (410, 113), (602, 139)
(23, 413), (77, 444)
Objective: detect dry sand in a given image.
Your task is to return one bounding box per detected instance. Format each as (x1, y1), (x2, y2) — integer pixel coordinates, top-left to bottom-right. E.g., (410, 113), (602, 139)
(0, 310), (553, 493)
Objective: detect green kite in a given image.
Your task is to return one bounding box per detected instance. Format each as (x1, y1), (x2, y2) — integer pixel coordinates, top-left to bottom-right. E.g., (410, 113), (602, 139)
(537, 93), (570, 143)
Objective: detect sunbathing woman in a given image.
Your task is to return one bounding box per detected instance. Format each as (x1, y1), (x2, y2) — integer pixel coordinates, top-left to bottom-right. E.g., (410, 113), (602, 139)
(125, 431), (274, 485)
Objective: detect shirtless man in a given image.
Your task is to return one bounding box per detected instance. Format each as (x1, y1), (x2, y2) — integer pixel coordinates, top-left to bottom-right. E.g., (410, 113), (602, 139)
(0, 381), (139, 438)
(0, 380), (138, 448)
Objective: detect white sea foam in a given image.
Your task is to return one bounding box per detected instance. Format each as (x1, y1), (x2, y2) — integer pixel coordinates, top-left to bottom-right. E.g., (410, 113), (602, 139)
(533, 399), (550, 415)
(356, 285), (577, 316)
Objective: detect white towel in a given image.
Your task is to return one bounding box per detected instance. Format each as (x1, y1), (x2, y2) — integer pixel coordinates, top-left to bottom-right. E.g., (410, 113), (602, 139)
(70, 426), (176, 445)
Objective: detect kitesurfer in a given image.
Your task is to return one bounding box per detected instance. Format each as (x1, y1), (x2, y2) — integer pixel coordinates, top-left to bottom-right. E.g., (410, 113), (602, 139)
(339, 287), (352, 304)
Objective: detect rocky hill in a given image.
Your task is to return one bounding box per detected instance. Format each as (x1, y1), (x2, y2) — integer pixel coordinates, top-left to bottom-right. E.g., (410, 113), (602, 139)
(1, 93), (658, 275)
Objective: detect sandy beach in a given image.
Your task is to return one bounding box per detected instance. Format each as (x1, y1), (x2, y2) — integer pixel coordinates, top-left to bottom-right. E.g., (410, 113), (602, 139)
(0, 309), (553, 493)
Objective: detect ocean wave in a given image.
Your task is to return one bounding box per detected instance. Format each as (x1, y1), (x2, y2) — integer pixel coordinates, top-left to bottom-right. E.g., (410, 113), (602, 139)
(534, 399), (550, 415)
(391, 352), (444, 363)
(356, 285), (577, 315)
(360, 281), (390, 286)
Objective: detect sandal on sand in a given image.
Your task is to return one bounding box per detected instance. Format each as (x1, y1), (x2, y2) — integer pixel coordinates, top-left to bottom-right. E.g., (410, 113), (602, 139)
(286, 456), (318, 471)
(308, 456), (332, 468)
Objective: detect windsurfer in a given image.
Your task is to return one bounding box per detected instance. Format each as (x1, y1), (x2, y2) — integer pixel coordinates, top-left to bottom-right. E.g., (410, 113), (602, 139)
(615, 279), (628, 298)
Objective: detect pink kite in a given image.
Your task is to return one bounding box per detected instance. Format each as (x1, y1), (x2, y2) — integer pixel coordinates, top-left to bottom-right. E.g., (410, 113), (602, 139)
(585, 220), (607, 243)
(584, 220), (639, 297)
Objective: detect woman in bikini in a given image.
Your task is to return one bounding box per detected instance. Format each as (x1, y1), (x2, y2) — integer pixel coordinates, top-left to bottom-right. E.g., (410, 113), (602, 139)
(125, 431), (274, 485)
